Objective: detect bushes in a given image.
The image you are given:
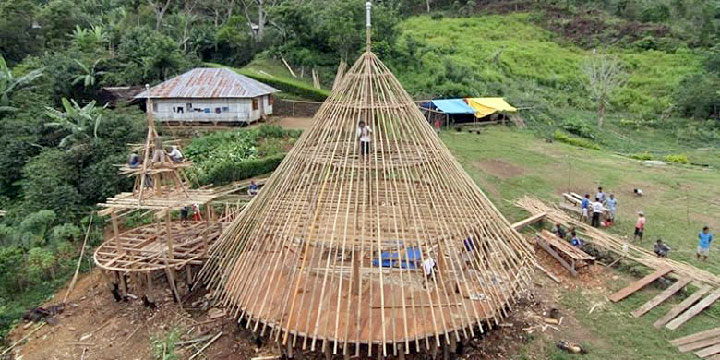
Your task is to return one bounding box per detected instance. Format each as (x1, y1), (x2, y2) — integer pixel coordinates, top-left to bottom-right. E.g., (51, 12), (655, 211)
(185, 125), (301, 186)
(630, 152), (653, 161)
(665, 153), (690, 164)
(560, 118), (596, 139)
(553, 130), (601, 150)
(199, 154), (286, 186)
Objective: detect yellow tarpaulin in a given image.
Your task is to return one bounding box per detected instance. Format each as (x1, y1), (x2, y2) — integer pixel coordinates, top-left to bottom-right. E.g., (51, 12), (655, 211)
(465, 97), (517, 118)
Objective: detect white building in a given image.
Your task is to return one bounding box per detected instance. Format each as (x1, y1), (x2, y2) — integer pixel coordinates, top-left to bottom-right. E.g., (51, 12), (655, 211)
(135, 67), (280, 125)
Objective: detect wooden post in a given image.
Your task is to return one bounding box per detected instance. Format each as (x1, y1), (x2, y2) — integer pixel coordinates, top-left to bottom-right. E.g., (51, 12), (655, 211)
(111, 210), (122, 254)
(166, 210), (174, 259)
(352, 247), (361, 295)
(146, 272), (154, 304)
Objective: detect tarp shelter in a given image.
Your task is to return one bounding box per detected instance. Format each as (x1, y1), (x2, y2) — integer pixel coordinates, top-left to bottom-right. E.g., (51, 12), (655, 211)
(431, 99), (476, 115)
(372, 245), (422, 269)
(465, 97), (517, 118)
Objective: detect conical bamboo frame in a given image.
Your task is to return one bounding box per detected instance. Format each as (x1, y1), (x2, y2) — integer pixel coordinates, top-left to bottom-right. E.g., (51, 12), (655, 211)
(200, 51), (534, 356)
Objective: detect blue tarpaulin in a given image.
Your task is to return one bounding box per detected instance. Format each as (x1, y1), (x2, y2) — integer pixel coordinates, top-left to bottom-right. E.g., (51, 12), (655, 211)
(372, 245), (422, 269)
(431, 99), (476, 115)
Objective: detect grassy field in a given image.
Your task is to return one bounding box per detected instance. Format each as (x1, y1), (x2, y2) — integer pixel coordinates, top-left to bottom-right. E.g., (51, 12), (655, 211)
(442, 127), (720, 359)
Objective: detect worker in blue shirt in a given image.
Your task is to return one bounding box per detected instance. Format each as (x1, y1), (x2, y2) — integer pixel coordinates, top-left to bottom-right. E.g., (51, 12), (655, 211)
(580, 194), (590, 223)
(570, 231), (583, 247)
(697, 226), (714, 261)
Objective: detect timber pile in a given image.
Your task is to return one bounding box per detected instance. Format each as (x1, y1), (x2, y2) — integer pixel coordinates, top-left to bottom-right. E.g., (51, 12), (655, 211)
(515, 196), (720, 286)
(516, 196), (720, 340)
(671, 328), (720, 359)
(198, 7), (535, 358)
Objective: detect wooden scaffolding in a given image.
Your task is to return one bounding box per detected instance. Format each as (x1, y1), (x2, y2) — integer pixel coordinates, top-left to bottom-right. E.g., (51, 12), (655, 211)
(199, 4), (534, 357)
(93, 90), (258, 302)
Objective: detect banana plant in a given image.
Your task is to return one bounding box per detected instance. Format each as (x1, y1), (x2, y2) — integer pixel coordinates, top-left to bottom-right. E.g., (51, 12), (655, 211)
(72, 59), (106, 88)
(44, 98), (107, 148)
(0, 55), (43, 113)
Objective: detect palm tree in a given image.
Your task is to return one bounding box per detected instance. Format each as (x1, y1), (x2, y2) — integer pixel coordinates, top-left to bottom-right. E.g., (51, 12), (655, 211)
(44, 98), (106, 148)
(0, 55), (43, 112)
(72, 59), (105, 88)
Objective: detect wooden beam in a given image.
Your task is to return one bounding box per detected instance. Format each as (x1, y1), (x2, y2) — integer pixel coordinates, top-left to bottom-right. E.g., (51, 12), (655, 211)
(671, 327), (720, 346)
(667, 288), (720, 330)
(655, 285), (713, 329)
(511, 212), (546, 231)
(536, 236), (577, 276)
(678, 336), (720, 353)
(608, 267), (672, 303)
(696, 344), (720, 358)
(631, 278), (690, 318)
(535, 263), (561, 283)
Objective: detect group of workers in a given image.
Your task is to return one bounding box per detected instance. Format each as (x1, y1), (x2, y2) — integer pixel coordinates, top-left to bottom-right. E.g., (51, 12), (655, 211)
(574, 185), (714, 261)
(579, 187), (617, 228)
(552, 223), (584, 248)
(127, 145), (184, 169)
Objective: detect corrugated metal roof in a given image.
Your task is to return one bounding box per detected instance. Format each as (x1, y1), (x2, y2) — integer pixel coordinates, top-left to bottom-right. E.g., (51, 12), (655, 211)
(134, 67), (279, 99)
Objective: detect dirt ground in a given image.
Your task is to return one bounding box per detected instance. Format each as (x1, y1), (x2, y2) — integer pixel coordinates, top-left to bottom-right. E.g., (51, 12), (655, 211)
(267, 116), (314, 131)
(3, 247), (610, 360)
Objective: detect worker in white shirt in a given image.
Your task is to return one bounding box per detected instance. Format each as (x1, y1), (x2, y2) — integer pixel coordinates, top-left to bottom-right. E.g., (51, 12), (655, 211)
(591, 197), (605, 228)
(356, 121), (372, 160)
(168, 146), (184, 162)
(422, 256), (438, 289)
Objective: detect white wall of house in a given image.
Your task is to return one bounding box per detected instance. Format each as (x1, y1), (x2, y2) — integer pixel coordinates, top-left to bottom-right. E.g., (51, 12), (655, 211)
(150, 95), (274, 123)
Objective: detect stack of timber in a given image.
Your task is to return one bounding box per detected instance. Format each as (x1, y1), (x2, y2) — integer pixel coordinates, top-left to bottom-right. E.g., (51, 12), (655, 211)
(198, 15), (535, 358)
(516, 196), (720, 334)
(534, 230), (594, 277)
(671, 328), (720, 359)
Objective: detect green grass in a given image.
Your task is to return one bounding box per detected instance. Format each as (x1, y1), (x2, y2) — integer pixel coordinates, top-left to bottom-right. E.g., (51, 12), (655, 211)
(396, 14), (703, 114)
(441, 127), (720, 359)
(443, 127), (720, 274)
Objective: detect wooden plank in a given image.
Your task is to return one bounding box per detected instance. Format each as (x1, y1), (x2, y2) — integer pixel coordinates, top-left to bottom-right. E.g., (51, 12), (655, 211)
(677, 336), (720, 353)
(657, 285), (713, 329)
(696, 344), (720, 358)
(667, 288), (720, 330)
(631, 278), (691, 318)
(608, 267), (672, 303)
(708, 354), (720, 360)
(510, 212), (546, 230)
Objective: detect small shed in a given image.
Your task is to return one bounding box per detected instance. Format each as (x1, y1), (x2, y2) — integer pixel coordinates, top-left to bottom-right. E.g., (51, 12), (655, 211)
(134, 67), (280, 125)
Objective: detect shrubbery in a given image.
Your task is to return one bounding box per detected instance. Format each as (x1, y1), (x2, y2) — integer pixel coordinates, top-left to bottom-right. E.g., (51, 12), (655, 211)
(185, 125), (301, 186)
(665, 154), (690, 164)
(553, 130), (601, 150)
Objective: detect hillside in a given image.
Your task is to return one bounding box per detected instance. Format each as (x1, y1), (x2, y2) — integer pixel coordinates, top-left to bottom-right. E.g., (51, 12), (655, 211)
(394, 14), (702, 114)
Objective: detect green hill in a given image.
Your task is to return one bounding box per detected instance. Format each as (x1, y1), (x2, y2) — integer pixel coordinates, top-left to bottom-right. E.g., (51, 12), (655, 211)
(394, 14), (703, 115)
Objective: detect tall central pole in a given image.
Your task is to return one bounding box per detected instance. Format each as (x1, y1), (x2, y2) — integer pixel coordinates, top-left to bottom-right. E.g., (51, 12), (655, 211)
(365, 1), (372, 52)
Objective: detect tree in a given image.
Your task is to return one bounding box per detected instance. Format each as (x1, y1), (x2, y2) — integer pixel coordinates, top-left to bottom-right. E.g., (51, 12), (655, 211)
(0, 0), (42, 63)
(147, 0), (173, 31)
(44, 98), (106, 147)
(0, 56), (43, 113)
(582, 51), (627, 128)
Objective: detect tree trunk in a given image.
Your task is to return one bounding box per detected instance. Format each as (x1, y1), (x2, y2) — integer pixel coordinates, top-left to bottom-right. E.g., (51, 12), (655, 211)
(426, 0), (431, 12)
(256, 0), (265, 40)
(597, 101), (605, 128)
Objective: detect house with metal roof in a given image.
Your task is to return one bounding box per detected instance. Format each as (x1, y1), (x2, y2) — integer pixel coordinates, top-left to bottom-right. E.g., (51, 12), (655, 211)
(134, 67), (280, 125)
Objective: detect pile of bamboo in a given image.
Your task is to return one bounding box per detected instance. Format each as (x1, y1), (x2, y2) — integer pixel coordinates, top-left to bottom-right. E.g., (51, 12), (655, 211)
(515, 196), (720, 286)
(198, 27), (534, 357)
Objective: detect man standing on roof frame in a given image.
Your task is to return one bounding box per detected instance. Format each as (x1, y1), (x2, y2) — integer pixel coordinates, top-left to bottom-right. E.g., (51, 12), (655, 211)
(357, 120), (372, 160)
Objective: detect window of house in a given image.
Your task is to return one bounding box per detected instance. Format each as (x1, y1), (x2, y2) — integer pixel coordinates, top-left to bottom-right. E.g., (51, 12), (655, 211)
(152, 102), (158, 112)
(186, 103), (192, 112)
(215, 107), (221, 114)
(252, 98), (259, 110)
(222, 106), (230, 112)
(176, 106), (184, 114)
(268, 94), (274, 105)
